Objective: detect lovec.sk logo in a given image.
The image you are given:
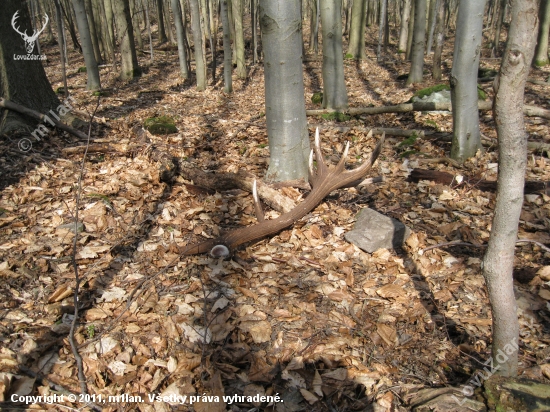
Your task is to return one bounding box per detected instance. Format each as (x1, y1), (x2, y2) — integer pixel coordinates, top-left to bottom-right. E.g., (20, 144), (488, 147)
(12, 10), (48, 60)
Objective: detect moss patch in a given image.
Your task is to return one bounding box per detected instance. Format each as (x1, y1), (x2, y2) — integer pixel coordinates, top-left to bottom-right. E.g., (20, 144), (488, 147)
(144, 116), (178, 135)
(321, 111), (350, 122)
(413, 84), (450, 99)
(311, 92), (323, 105)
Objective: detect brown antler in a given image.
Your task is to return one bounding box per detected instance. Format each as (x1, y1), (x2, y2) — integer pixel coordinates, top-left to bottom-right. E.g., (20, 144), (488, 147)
(182, 129), (384, 257)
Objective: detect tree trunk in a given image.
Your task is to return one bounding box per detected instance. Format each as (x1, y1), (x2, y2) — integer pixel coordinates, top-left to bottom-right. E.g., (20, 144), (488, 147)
(482, 0), (538, 378)
(492, 0), (506, 57)
(377, 0), (388, 61)
(426, 0), (438, 54)
(156, 0), (168, 42)
(347, 0), (367, 59)
(259, 0), (310, 182)
(221, 0), (232, 92)
(113, 0), (141, 80)
(450, 0), (486, 162)
(131, 0), (144, 50)
(171, 0), (189, 78)
(72, 0), (102, 89)
(398, 0), (411, 53)
(84, 0), (103, 63)
(432, 0), (446, 80)
(533, 0), (550, 66)
(103, 0), (116, 62)
(320, 0), (348, 110)
(0, 0), (60, 135)
(233, 0), (246, 78)
(405, 0), (415, 59)
(189, 0), (207, 90)
(407, 0), (427, 84)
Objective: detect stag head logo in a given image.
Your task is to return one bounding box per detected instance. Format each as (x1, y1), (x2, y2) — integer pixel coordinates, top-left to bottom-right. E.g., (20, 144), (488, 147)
(11, 10), (49, 54)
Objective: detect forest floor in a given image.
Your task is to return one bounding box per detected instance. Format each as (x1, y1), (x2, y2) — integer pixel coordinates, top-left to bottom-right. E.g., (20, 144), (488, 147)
(1, 22), (550, 412)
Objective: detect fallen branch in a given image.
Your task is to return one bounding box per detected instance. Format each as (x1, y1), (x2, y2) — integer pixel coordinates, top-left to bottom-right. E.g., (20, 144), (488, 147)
(0, 97), (88, 140)
(306, 101), (550, 119)
(409, 168), (549, 195)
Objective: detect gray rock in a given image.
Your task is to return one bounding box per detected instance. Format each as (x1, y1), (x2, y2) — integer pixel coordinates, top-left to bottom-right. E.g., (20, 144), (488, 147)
(345, 208), (411, 253)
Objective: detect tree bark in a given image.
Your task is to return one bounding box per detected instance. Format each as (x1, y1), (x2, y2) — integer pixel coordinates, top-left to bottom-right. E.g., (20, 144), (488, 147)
(398, 0), (411, 53)
(156, 0), (168, 43)
(320, 0), (348, 110)
(189, 0), (207, 90)
(407, 0), (426, 84)
(232, 0), (246, 79)
(347, 0), (367, 59)
(171, 0), (189, 78)
(220, 0), (232, 92)
(0, 0), (60, 134)
(450, 0), (486, 163)
(432, 0), (446, 80)
(259, 0), (310, 182)
(112, 0), (141, 80)
(72, 0), (101, 89)
(533, 0), (550, 66)
(482, 0), (539, 378)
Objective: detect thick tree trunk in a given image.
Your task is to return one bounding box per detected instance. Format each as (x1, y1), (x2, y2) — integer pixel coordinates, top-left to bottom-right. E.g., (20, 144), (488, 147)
(450, 0), (486, 163)
(113, 0), (141, 80)
(482, 0), (539, 378)
(171, 0), (189, 78)
(156, 0), (168, 43)
(232, 0), (246, 79)
(72, 0), (101, 89)
(533, 0), (550, 66)
(259, 0), (310, 182)
(407, 0), (427, 84)
(0, 0), (60, 134)
(220, 0), (232, 92)
(432, 0), (446, 80)
(189, 0), (207, 90)
(347, 0), (367, 59)
(320, 0), (348, 110)
(398, 0), (411, 53)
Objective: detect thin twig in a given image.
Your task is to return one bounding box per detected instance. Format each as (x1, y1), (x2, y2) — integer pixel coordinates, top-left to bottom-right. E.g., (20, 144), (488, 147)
(69, 98), (100, 395)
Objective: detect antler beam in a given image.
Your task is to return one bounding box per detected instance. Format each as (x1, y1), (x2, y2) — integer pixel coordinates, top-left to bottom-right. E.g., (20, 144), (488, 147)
(182, 129), (384, 257)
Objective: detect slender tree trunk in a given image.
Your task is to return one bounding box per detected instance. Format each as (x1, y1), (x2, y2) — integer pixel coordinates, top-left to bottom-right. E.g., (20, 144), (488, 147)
(407, 0), (427, 84)
(406, 0), (415, 59)
(85, 0), (103, 63)
(432, 0), (446, 80)
(103, 0), (116, 62)
(189, 0), (207, 90)
(482, 0), (539, 378)
(72, 0), (101, 89)
(398, 0), (411, 53)
(131, 0), (144, 50)
(145, 0), (154, 61)
(492, 0), (506, 57)
(533, 0), (550, 66)
(233, 0), (246, 78)
(347, 0), (367, 59)
(113, 0), (141, 79)
(172, 0), (189, 78)
(426, 0), (438, 54)
(251, 0), (258, 63)
(156, 0), (168, 42)
(54, 0), (69, 97)
(320, 0), (348, 110)
(450, 0), (486, 162)
(259, 0), (309, 182)
(377, 0), (388, 61)
(220, 0), (232, 92)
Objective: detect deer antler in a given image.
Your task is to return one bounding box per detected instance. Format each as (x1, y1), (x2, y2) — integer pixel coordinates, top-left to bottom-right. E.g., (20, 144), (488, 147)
(182, 129), (384, 257)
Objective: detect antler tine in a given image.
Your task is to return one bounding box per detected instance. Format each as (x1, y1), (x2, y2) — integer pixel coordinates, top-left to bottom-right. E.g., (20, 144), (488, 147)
(313, 128), (328, 175)
(308, 149), (315, 184)
(11, 11), (27, 37)
(252, 180), (264, 222)
(334, 141), (350, 172)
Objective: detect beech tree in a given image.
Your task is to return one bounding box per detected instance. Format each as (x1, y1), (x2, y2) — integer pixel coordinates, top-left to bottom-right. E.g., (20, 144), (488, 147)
(449, 0), (486, 162)
(112, 0), (141, 80)
(0, 0), (60, 134)
(259, 0), (309, 182)
(189, 0), (207, 90)
(407, 0), (426, 84)
(398, 0), (411, 54)
(482, 0), (539, 377)
(171, 0), (188, 78)
(220, 0), (232, 93)
(72, 0), (101, 90)
(533, 0), (550, 66)
(320, 0), (348, 110)
(347, 0), (367, 59)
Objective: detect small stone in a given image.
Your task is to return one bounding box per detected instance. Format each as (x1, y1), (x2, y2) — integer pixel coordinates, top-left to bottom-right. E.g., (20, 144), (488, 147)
(345, 208), (411, 253)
